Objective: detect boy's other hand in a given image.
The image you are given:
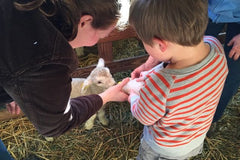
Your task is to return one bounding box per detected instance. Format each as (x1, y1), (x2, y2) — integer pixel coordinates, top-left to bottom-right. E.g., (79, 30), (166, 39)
(131, 56), (160, 79)
(131, 64), (146, 79)
(6, 101), (21, 115)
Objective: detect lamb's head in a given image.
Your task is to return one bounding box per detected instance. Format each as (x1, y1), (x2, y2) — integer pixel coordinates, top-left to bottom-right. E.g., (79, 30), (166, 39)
(82, 58), (116, 94)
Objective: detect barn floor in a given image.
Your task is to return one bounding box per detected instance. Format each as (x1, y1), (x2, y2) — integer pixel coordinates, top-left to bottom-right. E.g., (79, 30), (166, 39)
(0, 70), (239, 160)
(0, 38), (239, 160)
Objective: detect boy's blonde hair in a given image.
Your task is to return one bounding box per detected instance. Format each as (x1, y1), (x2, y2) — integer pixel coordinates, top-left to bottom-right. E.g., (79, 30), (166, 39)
(129, 0), (208, 46)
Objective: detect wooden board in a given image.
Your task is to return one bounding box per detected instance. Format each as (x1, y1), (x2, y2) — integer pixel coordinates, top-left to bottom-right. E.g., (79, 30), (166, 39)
(0, 109), (24, 121)
(72, 54), (148, 78)
(73, 26), (146, 78)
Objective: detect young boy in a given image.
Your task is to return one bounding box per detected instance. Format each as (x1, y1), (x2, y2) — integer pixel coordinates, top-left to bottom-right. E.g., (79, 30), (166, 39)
(128, 0), (228, 159)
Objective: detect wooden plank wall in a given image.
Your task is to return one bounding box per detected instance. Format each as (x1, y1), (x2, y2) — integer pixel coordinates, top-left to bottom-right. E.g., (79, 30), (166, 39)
(72, 26), (148, 78)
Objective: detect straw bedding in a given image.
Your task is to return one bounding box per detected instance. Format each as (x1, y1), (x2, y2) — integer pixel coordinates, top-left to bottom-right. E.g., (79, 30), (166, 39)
(0, 38), (239, 160)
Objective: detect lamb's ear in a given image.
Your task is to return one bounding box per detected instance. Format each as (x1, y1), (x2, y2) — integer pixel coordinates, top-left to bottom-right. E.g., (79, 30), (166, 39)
(96, 58), (105, 68)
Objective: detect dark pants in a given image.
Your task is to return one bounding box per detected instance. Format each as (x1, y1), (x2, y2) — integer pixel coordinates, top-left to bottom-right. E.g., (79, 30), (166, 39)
(0, 140), (14, 160)
(205, 20), (240, 122)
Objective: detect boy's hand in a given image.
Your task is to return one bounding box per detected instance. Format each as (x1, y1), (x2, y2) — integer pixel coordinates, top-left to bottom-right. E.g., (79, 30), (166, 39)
(131, 56), (160, 79)
(228, 34), (240, 61)
(6, 101), (21, 115)
(131, 64), (145, 79)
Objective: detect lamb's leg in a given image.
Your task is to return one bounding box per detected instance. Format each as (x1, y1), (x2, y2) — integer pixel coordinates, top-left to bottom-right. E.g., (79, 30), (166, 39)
(97, 107), (109, 126)
(84, 114), (97, 130)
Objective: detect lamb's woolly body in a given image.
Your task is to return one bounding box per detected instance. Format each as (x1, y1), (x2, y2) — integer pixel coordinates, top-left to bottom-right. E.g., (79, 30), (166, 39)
(122, 79), (144, 94)
(70, 78), (85, 98)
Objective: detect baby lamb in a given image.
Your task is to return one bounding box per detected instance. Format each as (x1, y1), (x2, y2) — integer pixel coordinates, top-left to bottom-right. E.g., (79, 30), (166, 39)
(70, 58), (116, 130)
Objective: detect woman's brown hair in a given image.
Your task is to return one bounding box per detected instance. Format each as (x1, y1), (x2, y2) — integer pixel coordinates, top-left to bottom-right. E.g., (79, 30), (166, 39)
(14, 0), (120, 41)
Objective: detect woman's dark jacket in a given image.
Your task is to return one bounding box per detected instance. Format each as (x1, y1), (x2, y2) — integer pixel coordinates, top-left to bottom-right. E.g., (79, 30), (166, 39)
(0, 0), (103, 136)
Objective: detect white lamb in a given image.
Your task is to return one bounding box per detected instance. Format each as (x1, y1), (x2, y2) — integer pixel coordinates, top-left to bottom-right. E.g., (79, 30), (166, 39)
(70, 58), (116, 130)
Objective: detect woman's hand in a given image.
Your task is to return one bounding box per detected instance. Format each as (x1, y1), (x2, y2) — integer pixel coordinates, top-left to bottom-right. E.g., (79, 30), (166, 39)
(99, 78), (130, 105)
(228, 34), (240, 61)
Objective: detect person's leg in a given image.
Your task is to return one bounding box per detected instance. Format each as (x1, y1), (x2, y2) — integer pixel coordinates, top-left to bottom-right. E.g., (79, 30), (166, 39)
(212, 23), (240, 122)
(0, 87), (13, 106)
(205, 19), (225, 37)
(0, 139), (14, 160)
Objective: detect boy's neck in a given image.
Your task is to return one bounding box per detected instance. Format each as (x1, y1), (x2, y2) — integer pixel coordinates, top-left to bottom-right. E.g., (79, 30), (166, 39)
(167, 40), (210, 69)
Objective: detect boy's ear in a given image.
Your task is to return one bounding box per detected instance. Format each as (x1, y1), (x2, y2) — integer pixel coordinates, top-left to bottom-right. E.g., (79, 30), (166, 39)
(153, 37), (167, 52)
(79, 15), (93, 28)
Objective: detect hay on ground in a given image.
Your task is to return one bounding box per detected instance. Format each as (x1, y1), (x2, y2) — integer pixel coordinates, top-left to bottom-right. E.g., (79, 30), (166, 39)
(0, 38), (239, 160)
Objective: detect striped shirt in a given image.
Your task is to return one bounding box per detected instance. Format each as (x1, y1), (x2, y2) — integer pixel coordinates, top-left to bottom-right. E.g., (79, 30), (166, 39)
(130, 36), (228, 158)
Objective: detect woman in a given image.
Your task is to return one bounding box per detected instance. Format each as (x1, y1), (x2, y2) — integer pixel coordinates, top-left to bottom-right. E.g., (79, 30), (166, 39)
(0, 0), (129, 137)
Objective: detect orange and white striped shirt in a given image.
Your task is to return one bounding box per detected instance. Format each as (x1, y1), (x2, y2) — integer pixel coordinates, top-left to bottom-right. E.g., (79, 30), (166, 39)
(130, 36), (228, 157)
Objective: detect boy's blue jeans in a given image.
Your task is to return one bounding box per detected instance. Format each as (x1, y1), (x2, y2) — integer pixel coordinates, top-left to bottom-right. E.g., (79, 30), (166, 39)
(136, 139), (203, 160)
(0, 140), (14, 160)
(205, 20), (240, 122)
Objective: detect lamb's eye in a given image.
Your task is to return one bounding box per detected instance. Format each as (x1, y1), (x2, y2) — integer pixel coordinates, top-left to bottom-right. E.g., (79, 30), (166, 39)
(97, 81), (102, 84)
